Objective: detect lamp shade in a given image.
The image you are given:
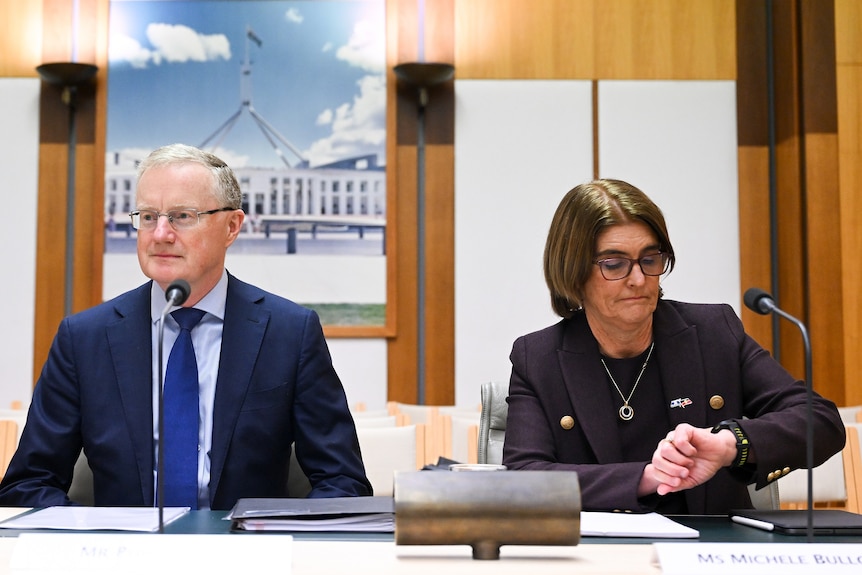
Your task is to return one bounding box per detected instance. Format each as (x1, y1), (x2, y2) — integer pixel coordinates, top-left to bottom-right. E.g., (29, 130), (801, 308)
(36, 62), (98, 86)
(393, 62), (454, 88)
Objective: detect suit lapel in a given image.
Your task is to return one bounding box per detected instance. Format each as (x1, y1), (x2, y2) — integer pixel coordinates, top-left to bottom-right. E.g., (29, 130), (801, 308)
(106, 282), (156, 503)
(652, 302), (710, 513)
(558, 316), (626, 463)
(652, 303), (709, 430)
(208, 276), (269, 499)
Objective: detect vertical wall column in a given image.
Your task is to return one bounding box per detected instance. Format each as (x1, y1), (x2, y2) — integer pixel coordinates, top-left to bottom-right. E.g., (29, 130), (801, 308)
(33, 0), (107, 382)
(387, 0), (456, 404)
(736, 0), (845, 403)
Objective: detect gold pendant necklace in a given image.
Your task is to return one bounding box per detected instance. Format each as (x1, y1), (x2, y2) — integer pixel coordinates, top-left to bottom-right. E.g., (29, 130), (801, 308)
(600, 342), (655, 421)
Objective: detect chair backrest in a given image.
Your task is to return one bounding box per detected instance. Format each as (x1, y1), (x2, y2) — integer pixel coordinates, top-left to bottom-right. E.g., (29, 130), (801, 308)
(776, 424), (858, 513)
(386, 402), (448, 464)
(842, 423), (862, 512)
(0, 419), (19, 480)
(352, 414), (406, 428)
(478, 381), (509, 465)
(477, 380), (779, 510)
(355, 424), (426, 496)
(351, 407), (392, 418)
(447, 413), (479, 464)
(387, 402), (439, 425)
(67, 451), (95, 505)
(837, 405), (862, 424)
(748, 481), (780, 511)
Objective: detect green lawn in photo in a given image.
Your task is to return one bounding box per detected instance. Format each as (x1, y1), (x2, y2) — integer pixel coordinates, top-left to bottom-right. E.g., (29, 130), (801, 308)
(302, 303), (386, 327)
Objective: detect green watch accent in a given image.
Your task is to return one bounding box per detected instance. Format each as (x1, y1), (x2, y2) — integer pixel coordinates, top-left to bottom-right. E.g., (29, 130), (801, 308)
(711, 419), (750, 468)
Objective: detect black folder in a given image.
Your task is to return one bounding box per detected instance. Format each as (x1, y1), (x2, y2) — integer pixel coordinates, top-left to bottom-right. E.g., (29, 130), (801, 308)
(730, 509), (862, 535)
(228, 496), (395, 532)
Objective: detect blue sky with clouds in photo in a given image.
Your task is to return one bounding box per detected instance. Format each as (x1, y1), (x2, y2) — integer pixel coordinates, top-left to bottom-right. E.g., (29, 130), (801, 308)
(107, 0), (385, 169)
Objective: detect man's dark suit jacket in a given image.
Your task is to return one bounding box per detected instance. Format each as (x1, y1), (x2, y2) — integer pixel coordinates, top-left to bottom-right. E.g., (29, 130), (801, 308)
(0, 274), (372, 510)
(504, 299), (845, 514)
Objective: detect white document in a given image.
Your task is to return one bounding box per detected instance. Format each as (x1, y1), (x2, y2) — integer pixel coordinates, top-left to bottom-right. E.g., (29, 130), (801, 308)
(580, 511), (699, 538)
(0, 506), (189, 532)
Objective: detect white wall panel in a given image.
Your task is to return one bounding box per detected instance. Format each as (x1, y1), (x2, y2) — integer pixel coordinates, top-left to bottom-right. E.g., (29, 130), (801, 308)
(454, 79), (740, 409)
(454, 80), (594, 407)
(598, 80), (740, 312)
(0, 79), (40, 408)
(327, 338), (387, 410)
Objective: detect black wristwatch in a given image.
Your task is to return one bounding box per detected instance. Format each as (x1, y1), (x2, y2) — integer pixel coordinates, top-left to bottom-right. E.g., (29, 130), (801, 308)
(711, 419), (750, 468)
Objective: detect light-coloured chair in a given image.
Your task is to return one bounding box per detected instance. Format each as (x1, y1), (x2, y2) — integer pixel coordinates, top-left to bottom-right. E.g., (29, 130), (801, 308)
(837, 405), (862, 424)
(353, 414), (408, 428)
(478, 381), (508, 466)
(386, 402), (449, 464)
(840, 423), (862, 512)
(351, 404), (392, 418)
(356, 424), (426, 496)
(67, 451), (95, 505)
(386, 402), (439, 425)
(0, 419), (19, 481)
(447, 412), (479, 464)
(477, 380), (779, 510)
(0, 409), (28, 443)
(776, 424), (858, 513)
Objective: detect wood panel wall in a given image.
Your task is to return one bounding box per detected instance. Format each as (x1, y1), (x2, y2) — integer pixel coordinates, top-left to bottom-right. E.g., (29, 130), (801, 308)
(736, 0), (848, 405)
(3, 0), (857, 406)
(835, 0), (862, 405)
(32, 0), (108, 382)
(387, 0), (457, 404)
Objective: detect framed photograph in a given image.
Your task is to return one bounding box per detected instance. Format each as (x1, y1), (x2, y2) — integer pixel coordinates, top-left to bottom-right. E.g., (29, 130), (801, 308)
(103, 0), (388, 333)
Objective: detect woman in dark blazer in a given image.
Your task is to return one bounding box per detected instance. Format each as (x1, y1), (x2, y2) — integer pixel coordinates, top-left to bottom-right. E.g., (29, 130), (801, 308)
(503, 179), (845, 514)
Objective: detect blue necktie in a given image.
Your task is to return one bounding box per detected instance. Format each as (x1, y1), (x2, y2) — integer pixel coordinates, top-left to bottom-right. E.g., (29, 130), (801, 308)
(162, 307), (206, 509)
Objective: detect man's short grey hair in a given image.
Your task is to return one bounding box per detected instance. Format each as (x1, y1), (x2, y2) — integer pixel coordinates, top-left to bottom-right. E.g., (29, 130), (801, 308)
(136, 143), (243, 209)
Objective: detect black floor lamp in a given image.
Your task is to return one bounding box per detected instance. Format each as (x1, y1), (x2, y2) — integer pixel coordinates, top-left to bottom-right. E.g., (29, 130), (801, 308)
(36, 62), (98, 317)
(393, 62), (454, 404)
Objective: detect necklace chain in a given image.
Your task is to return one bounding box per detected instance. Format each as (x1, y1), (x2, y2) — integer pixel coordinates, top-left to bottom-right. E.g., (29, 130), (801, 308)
(600, 342), (655, 421)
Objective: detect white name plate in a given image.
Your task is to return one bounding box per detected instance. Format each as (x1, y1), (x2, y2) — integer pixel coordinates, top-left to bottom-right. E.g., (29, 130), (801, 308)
(655, 542), (862, 575)
(10, 533), (292, 574)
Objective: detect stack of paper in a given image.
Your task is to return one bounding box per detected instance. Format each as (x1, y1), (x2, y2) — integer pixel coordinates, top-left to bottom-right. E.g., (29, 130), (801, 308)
(0, 507), (189, 532)
(228, 496), (395, 533)
(580, 511), (699, 538)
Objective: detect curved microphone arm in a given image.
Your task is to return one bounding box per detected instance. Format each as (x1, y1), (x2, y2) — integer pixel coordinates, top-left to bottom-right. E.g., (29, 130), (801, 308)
(744, 287), (814, 541)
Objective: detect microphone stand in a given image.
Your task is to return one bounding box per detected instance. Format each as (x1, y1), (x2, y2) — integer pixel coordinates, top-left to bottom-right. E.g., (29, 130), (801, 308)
(155, 280), (191, 533)
(768, 306), (814, 542)
(156, 300), (173, 534)
(745, 288), (814, 541)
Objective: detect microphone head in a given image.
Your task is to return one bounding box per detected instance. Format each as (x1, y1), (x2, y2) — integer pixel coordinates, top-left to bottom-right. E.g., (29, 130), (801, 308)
(165, 279), (191, 306)
(743, 287), (774, 315)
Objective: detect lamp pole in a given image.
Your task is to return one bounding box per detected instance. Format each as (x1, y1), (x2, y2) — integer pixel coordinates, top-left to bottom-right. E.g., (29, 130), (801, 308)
(36, 62), (98, 317)
(393, 62), (454, 404)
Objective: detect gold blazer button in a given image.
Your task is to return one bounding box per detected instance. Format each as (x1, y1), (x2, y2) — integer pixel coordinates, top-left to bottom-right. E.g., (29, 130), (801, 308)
(560, 415), (575, 430)
(709, 395), (725, 410)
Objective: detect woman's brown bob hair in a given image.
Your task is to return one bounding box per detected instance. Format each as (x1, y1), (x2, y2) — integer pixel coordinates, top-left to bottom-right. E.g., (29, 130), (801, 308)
(543, 179), (675, 318)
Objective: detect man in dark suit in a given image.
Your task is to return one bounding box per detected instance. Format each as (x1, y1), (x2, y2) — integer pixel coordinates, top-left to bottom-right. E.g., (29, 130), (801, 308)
(0, 144), (371, 510)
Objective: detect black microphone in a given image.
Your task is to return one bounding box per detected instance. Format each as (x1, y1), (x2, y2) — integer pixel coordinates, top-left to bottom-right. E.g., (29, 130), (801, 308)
(743, 287), (814, 541)
(743, 287), (776, 315)
(156, 279), (191, 533)
(165, 279), (191, 308)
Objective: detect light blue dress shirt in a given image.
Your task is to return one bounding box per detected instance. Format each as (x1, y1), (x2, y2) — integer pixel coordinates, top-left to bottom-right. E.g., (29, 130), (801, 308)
(150, 270), (228, 509)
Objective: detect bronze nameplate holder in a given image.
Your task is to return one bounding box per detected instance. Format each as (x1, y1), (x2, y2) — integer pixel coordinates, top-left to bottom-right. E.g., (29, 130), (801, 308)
(394, 470), (581, 560)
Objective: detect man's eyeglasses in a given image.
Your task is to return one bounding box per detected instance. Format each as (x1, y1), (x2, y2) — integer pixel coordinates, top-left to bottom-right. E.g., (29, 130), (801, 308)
(593, 252), (670, 281)
(129, 207), (235, 230)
